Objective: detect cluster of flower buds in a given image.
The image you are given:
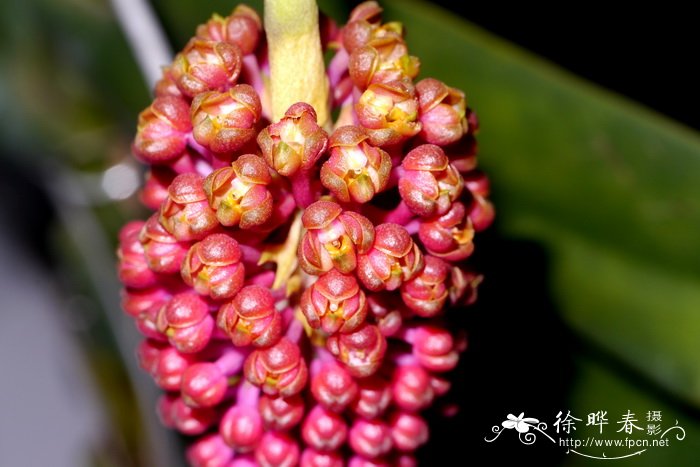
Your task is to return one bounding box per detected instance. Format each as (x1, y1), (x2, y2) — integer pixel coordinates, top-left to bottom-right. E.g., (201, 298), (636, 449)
(118, 2), (492, 465)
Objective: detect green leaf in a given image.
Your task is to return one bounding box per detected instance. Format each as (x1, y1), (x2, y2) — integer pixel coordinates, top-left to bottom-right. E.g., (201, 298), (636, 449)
(565, 352), (700, 467)
(382, 0), (700, 405)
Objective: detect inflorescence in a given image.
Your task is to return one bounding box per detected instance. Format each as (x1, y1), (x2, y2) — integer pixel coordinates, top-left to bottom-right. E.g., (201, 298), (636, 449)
(117, 2), (493, 465)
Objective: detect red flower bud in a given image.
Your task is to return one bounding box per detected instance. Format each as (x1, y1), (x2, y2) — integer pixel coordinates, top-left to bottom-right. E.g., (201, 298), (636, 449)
(409, 325), (459, 372)
(302, 405), (348, 452)
(349, 35), (419, 89)
(139, 214), (189, 274)
(348, 419), (393, 459)
(392, 364), (434, 412)
(399, 144), (463, 218)
(203, 154), (273, 228)
(418, 201), (475, 262)
(217, 285), (283, 348)
(136, 339), (165, 375)
(151, 345), (194, 391)
(220, 404), (264, 452)
(464, 171), (495, 232)
(181, 233), (245, 301)
(157, 292), (214, 353)
(181, 362), (228, 408)
(327, 323), (387, 377)
(158, 394), (217, 435)
(348, 457), (391, 467)
(301, 269), (368, 334)
(301, 448), (343, 467)
(154, 66), (185, 99)
(357, 223), (424, 292)
(186, 434), (234, 467)
(400, 255), (449, 317)
(355, 78), (420, 147)
(135, 306), (167, 341)
(191, 84), (262, 155)
(390, 412), (429, 452)
(259, 394), (305, 431)
(320, 125), (391, 204)
(342, 2), (383, 52)
(196, 5), (262, 55)
(299, 201), (374, 275)
(350, 375), (392, 419)
(257, 103), (328, 177)
(310, 361), (359, 412)
(244, 337), (308, 397)
(159, 173), (219, 242)
(171, 39), (242, 98)
(132, 96), (191, 164)
(448, 266), (483, 307)
(416, 78), (467, 146)
(255, 432), (300, 467)
(141, 167), (175, 210)
(117, 221), (158, 289)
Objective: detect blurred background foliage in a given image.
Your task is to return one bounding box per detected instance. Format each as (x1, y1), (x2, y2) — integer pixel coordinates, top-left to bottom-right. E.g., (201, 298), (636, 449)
(1, 0), (698, 465)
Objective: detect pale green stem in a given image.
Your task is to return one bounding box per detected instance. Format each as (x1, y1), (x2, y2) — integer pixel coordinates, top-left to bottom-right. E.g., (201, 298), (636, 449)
(264, 0), (330, 126)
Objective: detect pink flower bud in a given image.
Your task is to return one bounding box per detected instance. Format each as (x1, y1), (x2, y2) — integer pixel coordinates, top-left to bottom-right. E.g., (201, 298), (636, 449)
(327, 323), (387, 377)
(464, 171), (495, 232)
(389, 412), (428, 452)
(136, 339), (166, 375)
(357, 223), (424, 292)
(259, 394), (305, 431)
(203, 154), (273, 228)
(244, 337), (308, 397)
(157, 292), (214, 353)
(349, 35), (419, 89)
(117, 221), (159, 289)
(217, 285), (283, 348)
(186, 434), (234, 467)
(139, 214), (189, 274)
(191, 85), (262, 155)
(181, 233), (245, 301)
(320, 125), (391, 204)
(121, 285), (172, 318)
(196, 5), (262, 55)
(255, 432), (300, 467)
(342, 3), (383, 53)
(350, 375), (392, 419)
(399, 144), (463, 218)
(159, 173), (219, 242)
(448, 266), (483, 307)
(302, 405), (348, 452)
(220, 404), (264, 452)
(132, 96), (191, 164)
(349, 419), (393, 459)
(171, 39), (242, 98)
(418, 201), (474, 261)
(301, 269), (368, 334)
(444, 135), (478, 173)
(154, 66), (184, 99)
(151, 345), (194, 391)
(135, 306), (167, 341)
(310, 361), (359, 412)
(301, 448), (343, 467)
(181, 362), (228, 408)
(355, 78), (420, 147)
(400, 255), (449, 317)
(298, 201), (374, 275)
(141, 167), (175, 210)
(415, 78), (468, 146)
(257, 103), (328, 177)
(409, 325), (459, 372)
(391, 364), (434, 412)
(158, 394), (217, 435)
